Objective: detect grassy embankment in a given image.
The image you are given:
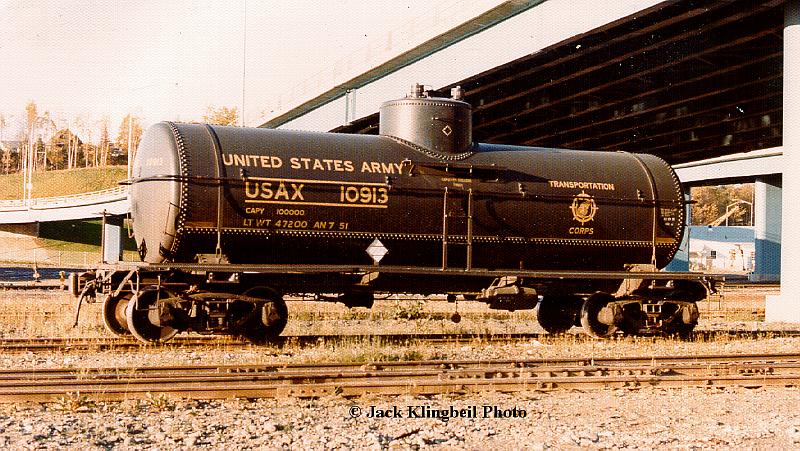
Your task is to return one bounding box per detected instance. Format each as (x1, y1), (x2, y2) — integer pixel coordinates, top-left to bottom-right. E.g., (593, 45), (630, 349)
(0, 166), (127, 200)
(0, 167), (135, 261)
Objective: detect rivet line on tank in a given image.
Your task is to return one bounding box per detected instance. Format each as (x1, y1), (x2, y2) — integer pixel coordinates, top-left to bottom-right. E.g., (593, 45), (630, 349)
(385, 100), (466, 108)
(167, 122), (190, 255)
(385, 135), (474, 161)
(182, 227), (673, 250)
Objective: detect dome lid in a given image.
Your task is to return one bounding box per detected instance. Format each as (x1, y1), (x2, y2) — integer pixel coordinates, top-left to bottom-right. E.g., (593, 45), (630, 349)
(379, 83), (472, 157)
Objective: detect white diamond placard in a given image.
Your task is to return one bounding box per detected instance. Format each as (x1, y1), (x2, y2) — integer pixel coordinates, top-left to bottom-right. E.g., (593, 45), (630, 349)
(366, 239), (389, 264)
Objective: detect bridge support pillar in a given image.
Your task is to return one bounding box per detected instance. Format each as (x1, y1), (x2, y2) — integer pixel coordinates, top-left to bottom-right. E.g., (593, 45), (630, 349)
(751, 177), (781, 282)
(101, 216), (124, 264)
(767, 0), (800, 322)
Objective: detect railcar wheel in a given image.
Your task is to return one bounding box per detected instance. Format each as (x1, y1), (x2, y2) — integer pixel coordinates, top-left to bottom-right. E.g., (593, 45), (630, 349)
(534, 296), (577, 334)
(580, 292), (618, 338)
(237, 287), (288, 345)
(125, 287), (179, 344)
(102, 293), (131, 336)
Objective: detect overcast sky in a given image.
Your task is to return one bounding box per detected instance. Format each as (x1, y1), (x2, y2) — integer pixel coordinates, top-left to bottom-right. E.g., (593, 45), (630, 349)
(0, 0), (498, 141)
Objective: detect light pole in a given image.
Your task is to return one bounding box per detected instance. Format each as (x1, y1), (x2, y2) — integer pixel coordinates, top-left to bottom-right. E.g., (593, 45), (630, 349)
(127, 115), (133, 179)
(241, 0), (247, 127)
(24, 119), (37, 207)
(23, 116), (53, 206)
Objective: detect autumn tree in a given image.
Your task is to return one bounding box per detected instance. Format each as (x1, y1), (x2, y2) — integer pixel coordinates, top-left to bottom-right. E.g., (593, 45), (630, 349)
(38, 111), (57, 170)
(81, 127), (94, 168)
(97, 117), (111, 167)
(70, 116), (88, 169)
(83, 143), (96, 167)
(47, 129), (81, 170)
(203, 105), (239, 126)
(25, 101), (37, 137)
(63, 126), (82, 170)
(33, 136), (45, 170)
(1, 146), (12, 174)
(20, 102), (59, 171)
(0, 114), (9, 174)
(116, 114), (143, 166)
(691, 184), (755, 226)
(1, 113), (12, 173)
(24, 101), (37, 171)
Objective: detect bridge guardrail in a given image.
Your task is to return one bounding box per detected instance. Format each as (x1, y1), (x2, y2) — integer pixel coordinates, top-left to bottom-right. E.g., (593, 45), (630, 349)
(0, 186), (128, 212)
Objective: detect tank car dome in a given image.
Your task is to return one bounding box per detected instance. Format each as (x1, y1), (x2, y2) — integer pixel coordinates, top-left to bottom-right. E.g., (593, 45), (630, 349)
(128, 122), (183, 263)
(379, 83), (472, 156)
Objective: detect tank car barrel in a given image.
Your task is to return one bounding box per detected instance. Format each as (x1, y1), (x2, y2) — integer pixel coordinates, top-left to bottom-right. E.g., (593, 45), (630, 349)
(129, 123), (684, 269)
(99, 84), (702, 343)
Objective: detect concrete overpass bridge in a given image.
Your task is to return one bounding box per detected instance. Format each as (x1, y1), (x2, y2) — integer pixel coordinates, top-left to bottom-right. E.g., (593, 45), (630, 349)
(0, 187), (129, 267)
(258, 0), (797, 320)
(0, 187), (129, 224)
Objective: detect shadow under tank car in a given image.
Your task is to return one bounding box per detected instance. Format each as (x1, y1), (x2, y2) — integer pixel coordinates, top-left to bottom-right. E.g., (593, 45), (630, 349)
(74, 83), (713, 343)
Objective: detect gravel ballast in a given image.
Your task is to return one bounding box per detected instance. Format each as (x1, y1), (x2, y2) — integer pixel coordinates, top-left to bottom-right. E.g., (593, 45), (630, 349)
(2, 387), (800, 449)
(1, 288), (797, 449)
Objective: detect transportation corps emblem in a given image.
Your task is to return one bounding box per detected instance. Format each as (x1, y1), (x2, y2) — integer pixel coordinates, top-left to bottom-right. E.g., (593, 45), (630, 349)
(570, 191), (598, 224)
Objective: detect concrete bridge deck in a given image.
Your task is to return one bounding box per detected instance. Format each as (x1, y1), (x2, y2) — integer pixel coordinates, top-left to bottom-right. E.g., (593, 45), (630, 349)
(0, 187), (129, 224)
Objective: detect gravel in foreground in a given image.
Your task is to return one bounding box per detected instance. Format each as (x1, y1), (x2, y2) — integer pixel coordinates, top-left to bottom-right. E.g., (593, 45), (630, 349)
(3, 335), (800, 450)
(2, 387), (800, 449)
(1, 287), (795, 449)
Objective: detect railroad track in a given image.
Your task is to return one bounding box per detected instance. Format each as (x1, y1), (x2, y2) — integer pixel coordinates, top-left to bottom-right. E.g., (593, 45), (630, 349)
(3, 329), (800, 352)
(3, 352), (800, 402)
(0, 333), (552, 352)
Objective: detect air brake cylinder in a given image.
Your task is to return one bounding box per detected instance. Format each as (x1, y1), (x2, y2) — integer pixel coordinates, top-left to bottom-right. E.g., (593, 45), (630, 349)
(378, 83), (472, 155)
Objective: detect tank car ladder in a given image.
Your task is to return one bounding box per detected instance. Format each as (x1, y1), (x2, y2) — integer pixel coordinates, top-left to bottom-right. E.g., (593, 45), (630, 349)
(441, 187), (474, 271)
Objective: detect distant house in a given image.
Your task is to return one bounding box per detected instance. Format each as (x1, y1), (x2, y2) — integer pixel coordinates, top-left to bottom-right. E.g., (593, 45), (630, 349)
(0, 140), (22, 153)
(0, 140), (23, 173)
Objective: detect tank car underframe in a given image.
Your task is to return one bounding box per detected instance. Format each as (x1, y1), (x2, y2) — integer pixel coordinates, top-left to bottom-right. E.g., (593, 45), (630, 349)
(71, 262), (717, 344)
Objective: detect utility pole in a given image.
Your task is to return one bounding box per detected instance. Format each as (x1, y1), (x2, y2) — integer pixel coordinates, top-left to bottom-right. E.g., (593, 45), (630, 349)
(241, 0), (247, 127)
(25, 124), (35, 206)
(127, 115), (133, 179)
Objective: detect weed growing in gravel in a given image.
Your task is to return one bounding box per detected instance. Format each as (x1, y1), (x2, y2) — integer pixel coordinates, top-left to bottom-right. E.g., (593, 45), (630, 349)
(292, 335), (440, 364)
(50, 392), (94, 412)
(0, 291), (104, 338)
(141, 392), (176, 411)
(392, 300), (428, 320)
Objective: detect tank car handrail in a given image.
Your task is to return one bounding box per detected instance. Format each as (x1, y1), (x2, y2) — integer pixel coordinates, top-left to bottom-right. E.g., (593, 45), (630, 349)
(95, 261), (725, 281)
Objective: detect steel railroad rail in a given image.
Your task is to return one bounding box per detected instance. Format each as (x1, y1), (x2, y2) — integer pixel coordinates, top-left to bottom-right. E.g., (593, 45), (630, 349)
(0, 333), (550, 352)
(3, 352), (800, 402)
(3, 330), (800, 352)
